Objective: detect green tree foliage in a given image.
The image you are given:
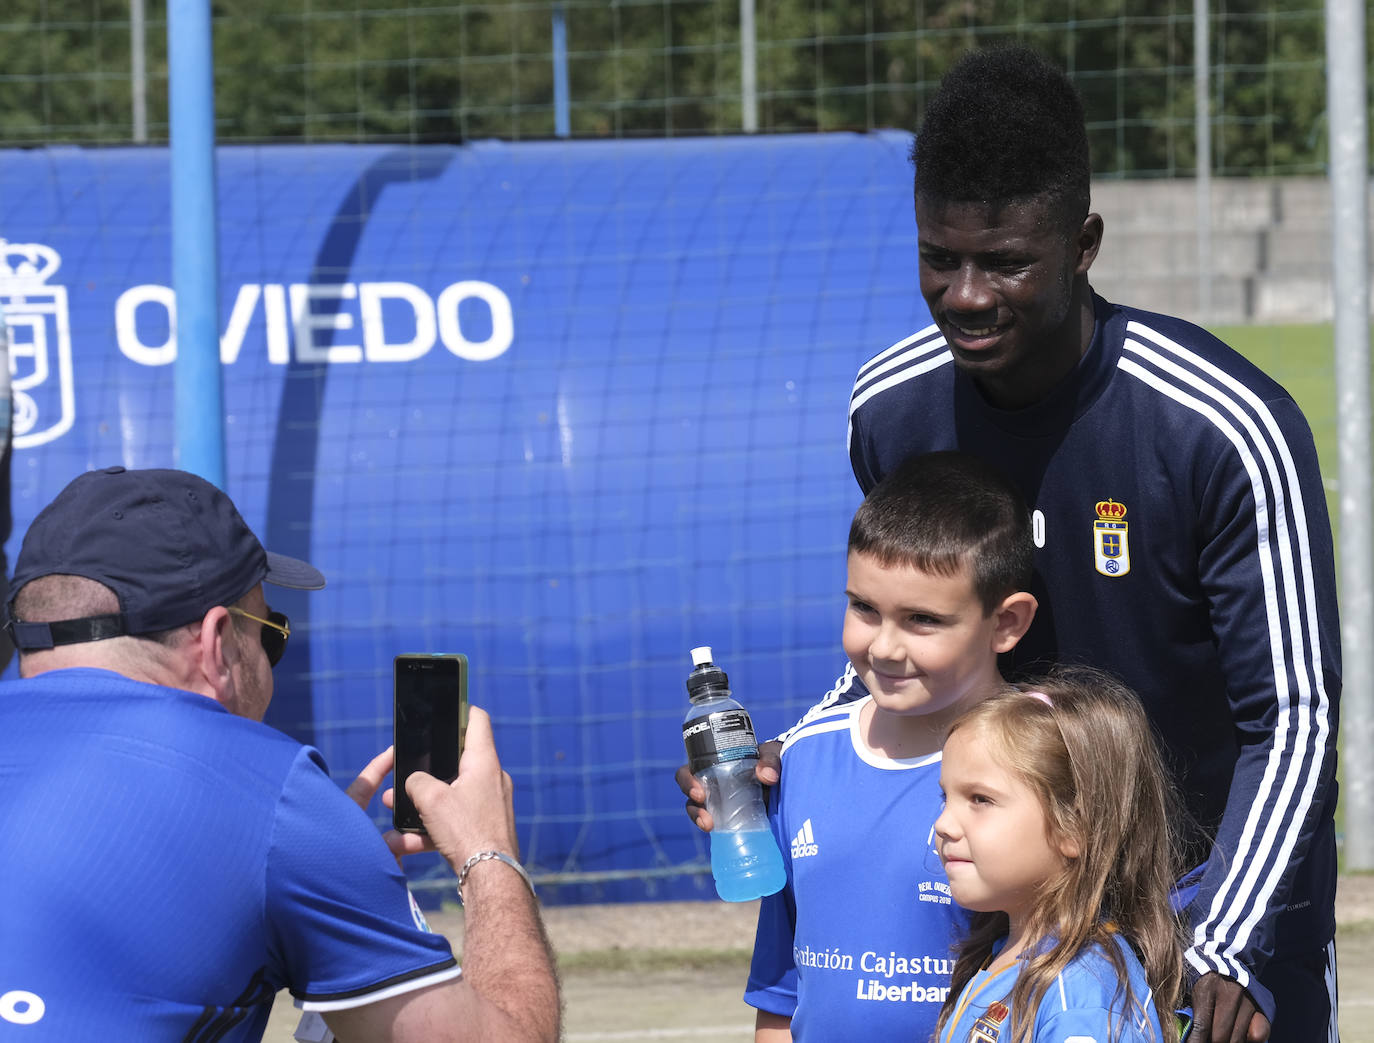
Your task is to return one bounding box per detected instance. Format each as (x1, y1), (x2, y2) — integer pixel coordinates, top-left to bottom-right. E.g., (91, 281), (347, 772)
(0, 0), (1355, 176)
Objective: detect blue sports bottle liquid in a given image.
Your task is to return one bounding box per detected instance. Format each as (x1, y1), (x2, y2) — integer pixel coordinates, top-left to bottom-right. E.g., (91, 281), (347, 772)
(681, 646), (786, 902)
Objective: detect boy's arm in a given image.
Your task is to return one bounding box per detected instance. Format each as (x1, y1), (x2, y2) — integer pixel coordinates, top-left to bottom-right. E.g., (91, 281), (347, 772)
(754, 1009), (792, 1043)
(744, 768), (799, 1026)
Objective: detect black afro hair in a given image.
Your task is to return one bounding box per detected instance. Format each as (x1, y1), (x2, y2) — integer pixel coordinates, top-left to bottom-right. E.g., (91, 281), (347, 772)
(912, 46), (1091, 219)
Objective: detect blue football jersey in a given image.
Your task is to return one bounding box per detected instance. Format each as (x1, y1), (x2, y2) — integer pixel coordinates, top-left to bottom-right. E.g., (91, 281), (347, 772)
(746, 694), (970, 1041)
(0, 668), (457, 1039)
(940, 935), (1165, 1043)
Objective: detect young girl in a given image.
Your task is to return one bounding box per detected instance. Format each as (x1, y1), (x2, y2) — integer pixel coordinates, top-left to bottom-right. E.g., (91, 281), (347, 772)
(932, 667), (1186, 1043)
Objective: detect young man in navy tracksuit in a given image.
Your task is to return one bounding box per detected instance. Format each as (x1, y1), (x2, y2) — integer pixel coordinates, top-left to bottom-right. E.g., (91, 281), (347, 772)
(848, 47), (1339, 1043)
(685, 45), (1340, 1043)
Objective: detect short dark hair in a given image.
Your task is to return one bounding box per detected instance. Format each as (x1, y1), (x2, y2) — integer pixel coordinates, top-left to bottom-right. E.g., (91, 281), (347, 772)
(12, 574), (184, 649)
(848, 451), (1033, 614)
(912, 46), (1090, 222)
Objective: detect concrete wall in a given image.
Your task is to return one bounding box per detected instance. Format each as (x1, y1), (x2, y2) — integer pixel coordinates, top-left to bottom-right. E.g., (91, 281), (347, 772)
(1089, 177), (1368, 326)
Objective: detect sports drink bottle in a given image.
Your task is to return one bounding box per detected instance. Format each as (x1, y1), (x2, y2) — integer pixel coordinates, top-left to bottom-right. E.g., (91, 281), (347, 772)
(681, 646), (786, 902)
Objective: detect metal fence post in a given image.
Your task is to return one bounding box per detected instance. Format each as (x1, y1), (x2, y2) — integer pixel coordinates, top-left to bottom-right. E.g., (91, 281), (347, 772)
(1327, 0), (1372, 869)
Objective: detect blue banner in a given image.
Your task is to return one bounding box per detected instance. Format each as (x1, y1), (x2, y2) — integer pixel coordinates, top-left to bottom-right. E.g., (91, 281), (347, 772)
(0, 134), (932, 902)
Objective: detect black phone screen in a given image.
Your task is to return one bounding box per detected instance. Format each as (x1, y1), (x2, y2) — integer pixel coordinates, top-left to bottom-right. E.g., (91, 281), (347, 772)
(393, 653), (468, 833)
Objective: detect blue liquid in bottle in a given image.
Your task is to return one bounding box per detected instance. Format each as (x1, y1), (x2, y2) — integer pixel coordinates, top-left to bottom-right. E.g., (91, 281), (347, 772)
(710, 826), (787, 903)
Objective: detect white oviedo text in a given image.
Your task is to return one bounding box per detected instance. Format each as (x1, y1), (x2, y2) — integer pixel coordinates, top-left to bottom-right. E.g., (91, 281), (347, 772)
(114, 280), (515, 366)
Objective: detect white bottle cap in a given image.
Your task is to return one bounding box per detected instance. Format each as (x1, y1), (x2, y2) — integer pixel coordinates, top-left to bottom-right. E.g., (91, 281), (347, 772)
(690, 646), (713, 667)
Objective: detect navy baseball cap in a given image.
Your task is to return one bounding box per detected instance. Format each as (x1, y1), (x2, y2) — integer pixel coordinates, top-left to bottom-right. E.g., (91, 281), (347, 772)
(5, 466), (325, 650)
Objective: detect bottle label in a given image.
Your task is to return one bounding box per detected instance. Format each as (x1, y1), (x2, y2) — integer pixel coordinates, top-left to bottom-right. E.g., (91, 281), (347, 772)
(683, 708), (759, 772)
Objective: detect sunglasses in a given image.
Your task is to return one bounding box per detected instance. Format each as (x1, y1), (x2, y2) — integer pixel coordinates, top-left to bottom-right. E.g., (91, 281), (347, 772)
(227, 606), (291, 667)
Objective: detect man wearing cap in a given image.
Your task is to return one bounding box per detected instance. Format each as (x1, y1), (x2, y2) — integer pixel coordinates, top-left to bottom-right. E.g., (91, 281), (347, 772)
(0, 466), (560, 1042)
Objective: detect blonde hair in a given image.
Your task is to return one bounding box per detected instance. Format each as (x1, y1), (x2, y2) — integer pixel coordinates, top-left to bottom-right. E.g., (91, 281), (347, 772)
(933, 666), (1186, 1043)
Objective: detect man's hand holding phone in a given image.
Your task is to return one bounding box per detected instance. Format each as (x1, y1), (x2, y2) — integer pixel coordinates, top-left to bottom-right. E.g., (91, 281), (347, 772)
(351, 706), (519, 867)
(385, 705), (519, 866)
(373, 703), (516, 868)
(343, 705), (556, 1043)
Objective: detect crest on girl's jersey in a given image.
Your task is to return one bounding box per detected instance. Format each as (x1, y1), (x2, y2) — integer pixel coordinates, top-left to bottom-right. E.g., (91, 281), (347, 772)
(970, 999), (1009, 1041)
(1093, 499), (1131, 577)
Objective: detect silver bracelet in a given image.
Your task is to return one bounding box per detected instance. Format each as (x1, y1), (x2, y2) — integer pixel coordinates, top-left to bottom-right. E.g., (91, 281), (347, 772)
(455, 849), (536, 905)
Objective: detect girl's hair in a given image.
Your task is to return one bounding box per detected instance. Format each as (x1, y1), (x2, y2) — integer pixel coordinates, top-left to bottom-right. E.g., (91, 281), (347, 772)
(933, 666), (1187, 1043)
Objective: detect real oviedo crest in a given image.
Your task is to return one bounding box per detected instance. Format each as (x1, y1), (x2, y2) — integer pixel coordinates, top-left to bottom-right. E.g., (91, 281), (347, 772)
(0, 239), (75, 449)
(1093, 499), (1131, 577)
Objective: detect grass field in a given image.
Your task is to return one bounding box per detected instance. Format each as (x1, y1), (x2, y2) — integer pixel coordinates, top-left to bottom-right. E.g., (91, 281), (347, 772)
(1214, 323), (1339, 508)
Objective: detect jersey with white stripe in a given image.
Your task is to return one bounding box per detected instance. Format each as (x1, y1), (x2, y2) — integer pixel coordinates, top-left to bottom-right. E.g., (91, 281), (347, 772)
(845, 294), (1340, 1022)
(0, 668), (458, 1039)
(940, 934), (1165, 1043)
(745, 697), (970, 1040)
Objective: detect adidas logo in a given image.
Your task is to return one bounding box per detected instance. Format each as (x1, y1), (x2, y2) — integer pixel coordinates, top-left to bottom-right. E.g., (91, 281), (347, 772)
(791, 818), (819, 859)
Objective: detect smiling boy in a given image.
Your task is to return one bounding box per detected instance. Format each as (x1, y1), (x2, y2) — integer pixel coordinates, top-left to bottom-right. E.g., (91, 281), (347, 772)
(744, 450), (1036, 1042)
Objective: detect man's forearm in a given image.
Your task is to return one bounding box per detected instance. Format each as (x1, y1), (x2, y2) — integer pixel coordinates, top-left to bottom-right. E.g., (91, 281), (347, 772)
(457, 858), (561, 1043)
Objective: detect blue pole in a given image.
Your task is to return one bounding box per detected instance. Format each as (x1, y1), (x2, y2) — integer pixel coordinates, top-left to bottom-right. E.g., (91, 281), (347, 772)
(168, 0), (226, 488)
(552, 5), (571, 138)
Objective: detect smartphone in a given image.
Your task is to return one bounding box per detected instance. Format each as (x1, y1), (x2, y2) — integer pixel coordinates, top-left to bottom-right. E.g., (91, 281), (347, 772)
(392, 653), (469, 833)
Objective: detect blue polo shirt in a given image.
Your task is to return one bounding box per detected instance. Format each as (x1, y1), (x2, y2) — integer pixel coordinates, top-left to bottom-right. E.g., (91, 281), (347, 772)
(0, 668), (457, 1039)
